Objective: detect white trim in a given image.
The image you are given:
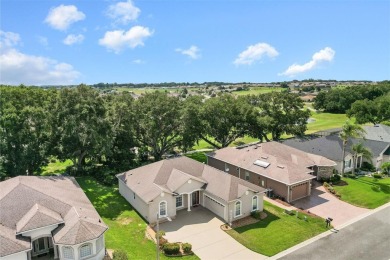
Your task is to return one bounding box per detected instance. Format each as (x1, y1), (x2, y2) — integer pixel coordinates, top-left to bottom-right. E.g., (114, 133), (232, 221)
(234, 200), (242, 218)
(159, 200), (168, 217)
(16, 222), (63, 235)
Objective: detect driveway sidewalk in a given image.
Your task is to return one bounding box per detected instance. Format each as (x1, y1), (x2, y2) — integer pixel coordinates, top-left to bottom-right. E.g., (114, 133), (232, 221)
(159, 207), (267, 260)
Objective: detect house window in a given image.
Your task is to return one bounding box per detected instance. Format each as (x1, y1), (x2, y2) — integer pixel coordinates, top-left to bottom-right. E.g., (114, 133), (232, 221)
(159, 201), (167, 217)
(234, 201), (242, 217)
(252, 196), (258, 211)
(133, 192), (136, 200)
(96, 235), (104, 253)
(261, 180), (265, 187)
(176, 195), (183, 208)
(245, 172), (250, 181)
(63, 246), (74, 259)
(79, 243), (92, 258)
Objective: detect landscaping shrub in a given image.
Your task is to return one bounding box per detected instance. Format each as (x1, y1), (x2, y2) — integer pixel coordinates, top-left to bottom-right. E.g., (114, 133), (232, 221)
(320, 177), (330, 183)
(360, 162), (376, 172)
(250, 210), (261, 219)
(323, 182), (330, 188)
(113, 249), (128, 260)
(330, 174), (341, 183)
(346, 173), (357, 179)
(163, 243), (180, 255)
(182, 243), (192, 254)
(373, 173), (383, 179)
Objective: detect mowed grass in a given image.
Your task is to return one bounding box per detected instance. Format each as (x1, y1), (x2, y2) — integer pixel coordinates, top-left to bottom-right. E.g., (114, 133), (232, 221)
(39, 159), (73, 175)
(333, 177), (390, 209)
(192, 136), (259, 150)
(185, 152), (208, 163)
(225, 201), (328, 256)
(306, 111), (351, 134)
(77, 177), (199, 260)
(232, 87), (283, 96)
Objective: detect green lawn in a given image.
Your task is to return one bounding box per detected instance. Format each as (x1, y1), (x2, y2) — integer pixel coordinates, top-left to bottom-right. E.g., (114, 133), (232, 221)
(39, 159), (73, 176)
(225, 201), (328, 256)
(185, 152), (208, 163)
(306, 111), (350, 134)
(191, 135), (259, 150)
(77, 177), (199, 260)
(333, 177), (390, 209)
(232, 87), (283, 96)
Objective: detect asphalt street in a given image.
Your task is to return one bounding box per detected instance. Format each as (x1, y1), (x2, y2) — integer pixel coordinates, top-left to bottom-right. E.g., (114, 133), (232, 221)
(278, 205), (390, 260)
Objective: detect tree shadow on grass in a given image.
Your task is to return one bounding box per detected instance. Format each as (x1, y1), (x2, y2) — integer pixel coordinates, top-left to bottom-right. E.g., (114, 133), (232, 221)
(355, 178), (390, 194)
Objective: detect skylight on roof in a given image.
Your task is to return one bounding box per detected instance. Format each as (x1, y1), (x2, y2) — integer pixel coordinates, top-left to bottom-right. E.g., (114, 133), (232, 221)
(254, 160), (270, 168)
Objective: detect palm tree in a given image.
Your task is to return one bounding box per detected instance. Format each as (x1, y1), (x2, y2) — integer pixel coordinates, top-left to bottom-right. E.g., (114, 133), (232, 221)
(351, 142), (372, 174)
(339, 121), (366, 176)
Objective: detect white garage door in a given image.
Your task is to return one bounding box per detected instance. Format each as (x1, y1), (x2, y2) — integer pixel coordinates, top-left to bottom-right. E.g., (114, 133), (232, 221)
(204, 195), (225, 220)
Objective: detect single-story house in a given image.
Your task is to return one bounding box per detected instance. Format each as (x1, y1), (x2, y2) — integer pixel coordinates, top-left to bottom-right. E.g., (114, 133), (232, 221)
(0, 176), (108, 260)
(363, 124), (390, 143)
(282, 135), (390, 172)
(117, 156), (266, 224)
(207, 141), (336, 203)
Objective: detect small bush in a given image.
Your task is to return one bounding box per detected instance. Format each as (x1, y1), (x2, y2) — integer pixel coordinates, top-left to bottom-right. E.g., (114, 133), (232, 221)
(371, 185), (381, 192)
(113, 249), (128, 260)
(320, 177), (330, 183)
(373, 173), (383, 179)
(361, 162), (376, 172)
(50, 158), (57, 163)
(250, 210), (261, 219)
(182, 243), (192, 254)
(323, 182), (330, 188)
(163, 243), (180, 255)
(330, 174), (341, 183)
(346, 173), (357, 179)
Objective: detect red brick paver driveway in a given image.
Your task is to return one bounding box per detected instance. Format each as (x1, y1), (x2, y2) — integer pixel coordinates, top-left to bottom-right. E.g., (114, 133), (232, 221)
(292, 182), (369, 228)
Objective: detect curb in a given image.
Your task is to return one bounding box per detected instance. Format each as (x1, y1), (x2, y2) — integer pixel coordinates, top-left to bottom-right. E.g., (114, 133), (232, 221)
(270, 202), (390, 259)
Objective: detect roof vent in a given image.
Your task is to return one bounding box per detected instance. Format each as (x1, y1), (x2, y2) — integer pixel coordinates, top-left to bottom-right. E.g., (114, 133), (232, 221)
(277, 165), (285, 169)
(254, 160), (270, 168)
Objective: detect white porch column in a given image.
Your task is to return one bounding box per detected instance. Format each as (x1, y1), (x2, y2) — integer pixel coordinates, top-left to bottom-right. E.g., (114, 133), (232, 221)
(27, 251), (32, 260)
(187, 193), (191, 211)
(54, 244), (58, 259)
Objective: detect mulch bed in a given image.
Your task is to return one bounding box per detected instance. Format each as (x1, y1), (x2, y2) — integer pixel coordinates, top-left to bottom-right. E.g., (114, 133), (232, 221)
(222, 212), (268, 230)
(274, 198), (291, 207)
(332, 180), (348, 186)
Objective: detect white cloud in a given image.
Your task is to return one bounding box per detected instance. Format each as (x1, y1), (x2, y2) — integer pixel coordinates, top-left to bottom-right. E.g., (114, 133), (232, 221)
(234, 43), (279, 65)
(133, 59), (145, 64)
(37, 36), (48, 47)
(0, 31), (80, 85)
(0, 31), (21, 49)
(175, 45), (201, 59)
(280, 47), (335, 77)
(107, 0), (140, 24)
(98, 26), (153, 53)
(63, 34), (85, 45)
(45, 5), (85, 30)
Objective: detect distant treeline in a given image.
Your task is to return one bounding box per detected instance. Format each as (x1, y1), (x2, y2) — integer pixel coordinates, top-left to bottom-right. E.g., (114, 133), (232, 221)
(0, 85), (309, 181)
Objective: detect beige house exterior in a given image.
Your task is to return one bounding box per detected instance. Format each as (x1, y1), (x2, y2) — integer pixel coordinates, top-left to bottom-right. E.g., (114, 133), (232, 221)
(117, 157), (266, 224)
(0, 177), (107, 260)
(207, 142), (336, 203)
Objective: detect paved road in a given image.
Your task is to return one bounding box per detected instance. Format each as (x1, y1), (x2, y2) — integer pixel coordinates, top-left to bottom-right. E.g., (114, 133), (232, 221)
(278, 205), (390, 260)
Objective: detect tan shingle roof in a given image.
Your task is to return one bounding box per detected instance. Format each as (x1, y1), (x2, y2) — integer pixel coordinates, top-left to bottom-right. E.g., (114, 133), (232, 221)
(0, 176), (107, 257)
(208, 142), (336, 185)
(117, 156), (266, 203)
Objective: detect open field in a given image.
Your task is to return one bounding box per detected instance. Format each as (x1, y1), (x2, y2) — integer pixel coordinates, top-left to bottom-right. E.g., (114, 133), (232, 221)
(225, 201), (328, 256)
(38, 159), (73, 176)
(306, 111), (351, 134)
(232, 87), (284, 95)
(333, 177), (390, 209)
(78, 177), (199, 260)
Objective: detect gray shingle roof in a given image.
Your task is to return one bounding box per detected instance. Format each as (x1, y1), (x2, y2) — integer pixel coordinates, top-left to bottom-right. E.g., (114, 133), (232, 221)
(0, 176), (107, 257)
(117, 156), (266, 204)
(363, 124), (390, 143)
(208, 142), (335, 185)
(282, 135), (390, 162)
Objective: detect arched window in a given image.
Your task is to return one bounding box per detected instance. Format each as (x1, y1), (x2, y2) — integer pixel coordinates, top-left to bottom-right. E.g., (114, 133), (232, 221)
(63, 246), (74, 259)
(79, 243), (92, 258)
(159, 201), (167, 217)
(252, 196), (258, 211)
(234, 201), (241, 217)
(96, 235), (104, 253)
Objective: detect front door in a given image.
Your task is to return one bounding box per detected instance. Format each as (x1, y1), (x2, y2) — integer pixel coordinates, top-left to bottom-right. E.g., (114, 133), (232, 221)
(192, 191), (200, 206)
(32, 237), (49, 256)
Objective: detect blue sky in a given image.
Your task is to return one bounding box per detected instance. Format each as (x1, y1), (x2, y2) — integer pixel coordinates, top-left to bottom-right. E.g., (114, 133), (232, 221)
(1, 0), (389, 85)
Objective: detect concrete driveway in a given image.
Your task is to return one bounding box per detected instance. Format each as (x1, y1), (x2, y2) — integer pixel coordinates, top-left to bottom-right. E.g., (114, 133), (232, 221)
(292, 182), (369, 228)
(159, 207), (266, 260)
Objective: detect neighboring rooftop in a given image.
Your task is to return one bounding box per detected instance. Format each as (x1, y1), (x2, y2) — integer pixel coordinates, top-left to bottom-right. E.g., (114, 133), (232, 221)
(282, 135), (390, 162)
(117, 156), (266, 204)
(0, 176), (107, 257)
(207, 141), (335, 185)
(363, 124), (390, 143)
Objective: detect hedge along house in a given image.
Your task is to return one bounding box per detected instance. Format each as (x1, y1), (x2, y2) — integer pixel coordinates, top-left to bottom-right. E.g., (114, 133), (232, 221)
(116, 156), (266, 225)
(207, 142), (336, 203)
(0, 176), (107, 260)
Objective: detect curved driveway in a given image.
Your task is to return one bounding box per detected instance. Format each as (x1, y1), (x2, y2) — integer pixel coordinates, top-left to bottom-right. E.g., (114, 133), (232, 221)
(160, 207), (267, 260)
